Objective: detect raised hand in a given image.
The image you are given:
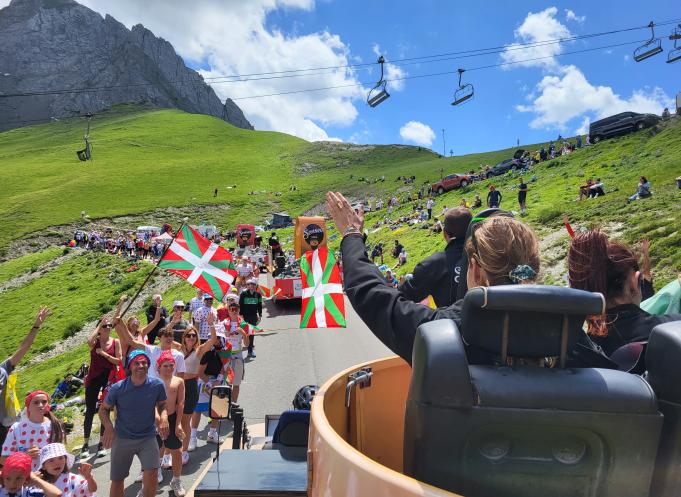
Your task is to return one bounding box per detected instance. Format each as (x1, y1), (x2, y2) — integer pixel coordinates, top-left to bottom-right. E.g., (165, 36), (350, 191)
(33, 307), (52, 328)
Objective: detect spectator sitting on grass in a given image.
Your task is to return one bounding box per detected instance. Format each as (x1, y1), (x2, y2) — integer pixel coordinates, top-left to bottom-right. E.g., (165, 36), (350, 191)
(628, 176), (652, 202)
(589, 179), (605, 198)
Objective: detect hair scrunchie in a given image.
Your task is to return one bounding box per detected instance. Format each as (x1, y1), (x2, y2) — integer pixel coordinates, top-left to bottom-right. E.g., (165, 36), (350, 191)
(509, 264), (537, 284)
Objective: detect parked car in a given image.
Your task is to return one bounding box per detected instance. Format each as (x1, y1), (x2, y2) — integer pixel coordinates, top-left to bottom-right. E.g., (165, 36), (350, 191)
(486, 158), (521, 178)
(431, 173), (472, 194)
(589, 111), (661, 143)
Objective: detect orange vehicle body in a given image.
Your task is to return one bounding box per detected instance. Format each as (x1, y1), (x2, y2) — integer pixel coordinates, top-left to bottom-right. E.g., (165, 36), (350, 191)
(308, 356), (459, 497)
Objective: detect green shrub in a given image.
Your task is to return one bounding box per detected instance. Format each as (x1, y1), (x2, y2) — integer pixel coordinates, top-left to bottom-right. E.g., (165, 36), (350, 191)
(536, 206), (562, 223)
(62, 322), (81, 339)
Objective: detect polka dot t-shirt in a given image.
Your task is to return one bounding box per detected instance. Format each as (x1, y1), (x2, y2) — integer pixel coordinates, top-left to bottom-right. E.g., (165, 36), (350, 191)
(1, 419), (52, 471)
(53, 472), (95, 497)
(0, 487), (45, 497)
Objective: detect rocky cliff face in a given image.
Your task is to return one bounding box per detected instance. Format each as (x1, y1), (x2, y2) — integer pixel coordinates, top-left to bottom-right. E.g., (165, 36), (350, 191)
(0, 0), (253, 132)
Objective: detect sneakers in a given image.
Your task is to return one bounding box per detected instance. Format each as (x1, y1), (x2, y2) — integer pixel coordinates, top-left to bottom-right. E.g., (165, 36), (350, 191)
(248, 351), (256, 359)
(181, 451), (189, 466)
(157, 468), (163, 483)
(79, 444), (90, 460)
(207, 429), (220, 444)
(187, 436), (197, 452)
(161, 454), (172, 469)
(170, 478), (186, 497)
(95, 444), (108, 458)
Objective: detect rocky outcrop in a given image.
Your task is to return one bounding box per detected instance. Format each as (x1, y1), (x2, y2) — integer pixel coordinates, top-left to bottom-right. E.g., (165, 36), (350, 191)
(0, 0), (253, 131)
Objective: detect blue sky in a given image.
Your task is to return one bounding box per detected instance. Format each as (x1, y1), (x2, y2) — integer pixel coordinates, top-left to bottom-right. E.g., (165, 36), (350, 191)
(38, 0), (681, 154)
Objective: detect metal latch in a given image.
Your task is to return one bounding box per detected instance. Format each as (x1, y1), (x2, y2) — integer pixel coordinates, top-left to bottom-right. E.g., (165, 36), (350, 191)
(345, 367), (373, 407)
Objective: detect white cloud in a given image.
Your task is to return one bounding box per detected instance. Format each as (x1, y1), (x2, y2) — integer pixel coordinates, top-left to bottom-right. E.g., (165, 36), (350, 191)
(564, 9), (585, 23)
(399, 121), (435, 147)
(575, 116), (590, 135)
(516, 65), (673, 130)
(371, 44), (406, 91)
(501, 7), (572, 69)
(73, 0), (365, 142)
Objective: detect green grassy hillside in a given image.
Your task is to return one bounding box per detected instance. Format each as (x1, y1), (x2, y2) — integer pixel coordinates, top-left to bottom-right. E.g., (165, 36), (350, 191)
(0, 105), (559, 253)
(1, 106), (680, 396)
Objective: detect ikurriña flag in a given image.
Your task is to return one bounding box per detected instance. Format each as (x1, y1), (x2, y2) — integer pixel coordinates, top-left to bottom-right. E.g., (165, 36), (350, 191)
(299, 247), (346, 328)
(159, 225), (237, 301)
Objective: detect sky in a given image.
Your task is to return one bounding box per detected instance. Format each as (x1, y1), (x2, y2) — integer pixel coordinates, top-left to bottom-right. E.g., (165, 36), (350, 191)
(3, 0), (679, 154)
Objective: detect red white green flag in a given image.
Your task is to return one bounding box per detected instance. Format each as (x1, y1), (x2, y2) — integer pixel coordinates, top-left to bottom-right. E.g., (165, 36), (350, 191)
(257, 284), (281, 300)
(299, 247), (346, 328)
(159, 225), (237, 301)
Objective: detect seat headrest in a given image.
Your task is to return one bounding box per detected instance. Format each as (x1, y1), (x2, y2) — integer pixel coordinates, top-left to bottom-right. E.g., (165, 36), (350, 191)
(272, 410), (310, 447)
(646, 321), (681, 403)
(461, 285), (605, 360)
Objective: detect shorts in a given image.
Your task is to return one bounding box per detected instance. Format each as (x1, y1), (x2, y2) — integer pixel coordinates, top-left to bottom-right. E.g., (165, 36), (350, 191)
(156, 412), (182, 451)
(183, 378), (199, 414)
(110, 436), (159, 481)
(518, 193), (527, 203)
(228, 355), (244, 387)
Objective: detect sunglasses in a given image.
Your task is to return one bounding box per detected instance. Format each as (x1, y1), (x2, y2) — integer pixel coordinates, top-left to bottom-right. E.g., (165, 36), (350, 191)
(185, 333), (198, 338)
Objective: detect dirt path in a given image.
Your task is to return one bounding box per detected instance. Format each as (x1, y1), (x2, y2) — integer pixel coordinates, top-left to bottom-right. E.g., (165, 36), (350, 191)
(19, 269), (181, 369)
(0, 249), (80, 294)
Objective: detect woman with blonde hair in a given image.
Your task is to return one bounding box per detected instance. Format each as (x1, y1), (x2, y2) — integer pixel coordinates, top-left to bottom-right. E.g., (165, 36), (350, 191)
(174, 319), (217, 462)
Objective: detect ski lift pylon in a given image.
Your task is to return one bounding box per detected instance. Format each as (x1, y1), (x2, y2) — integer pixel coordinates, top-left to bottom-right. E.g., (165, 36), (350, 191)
(451, 68), (474, 106)
(634, 21), (663, 62)
(367, 55), (390, 108)
(667, 24), (681, 64)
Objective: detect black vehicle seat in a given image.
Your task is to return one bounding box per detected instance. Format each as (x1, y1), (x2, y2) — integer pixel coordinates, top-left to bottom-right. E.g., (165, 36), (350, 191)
(404, 285), (662, 497)
(646, 321), (681, 497)
(269, 410), (310, 448)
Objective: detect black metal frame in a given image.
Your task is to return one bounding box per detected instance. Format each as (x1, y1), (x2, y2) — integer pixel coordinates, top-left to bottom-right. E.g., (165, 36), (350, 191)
(451, 68), (474, 106)
(634, 22), (664, 62)
(667, 24), (681, 64)
(367, 55), (390, 107)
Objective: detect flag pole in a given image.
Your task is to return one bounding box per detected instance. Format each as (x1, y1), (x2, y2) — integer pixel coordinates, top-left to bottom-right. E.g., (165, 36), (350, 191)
(120, 223), (186, 318)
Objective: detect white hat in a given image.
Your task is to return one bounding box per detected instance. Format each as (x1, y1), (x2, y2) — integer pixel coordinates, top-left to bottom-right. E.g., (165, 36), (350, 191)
(40, 443), (75, 470)
(173, 300), (185, 307)
(247, 278), (258, 285)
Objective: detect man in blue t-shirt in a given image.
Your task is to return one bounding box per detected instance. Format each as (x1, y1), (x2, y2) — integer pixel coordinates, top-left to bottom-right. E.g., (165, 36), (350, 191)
(100, 349), (168, 497)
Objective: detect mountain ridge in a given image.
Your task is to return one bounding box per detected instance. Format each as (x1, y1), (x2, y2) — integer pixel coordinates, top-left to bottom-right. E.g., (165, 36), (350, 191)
(0, 0), (253, 131)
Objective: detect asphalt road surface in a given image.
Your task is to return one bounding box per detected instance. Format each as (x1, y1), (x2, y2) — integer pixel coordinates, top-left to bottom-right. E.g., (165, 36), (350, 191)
(88, 294), (392, 497)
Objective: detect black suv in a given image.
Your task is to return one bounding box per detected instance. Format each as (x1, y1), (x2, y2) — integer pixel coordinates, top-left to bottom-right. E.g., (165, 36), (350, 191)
(485, 149), (526, 178)
(589, 111), (660, 143)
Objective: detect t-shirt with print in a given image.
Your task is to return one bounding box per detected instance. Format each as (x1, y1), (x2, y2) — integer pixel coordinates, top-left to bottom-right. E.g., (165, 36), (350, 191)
(1, 419), (52, 471)
(53, 472), (94, 497)
(104, 376), (166, 439)
(0, 358), (15, 427)
(144, 345), (186, 379)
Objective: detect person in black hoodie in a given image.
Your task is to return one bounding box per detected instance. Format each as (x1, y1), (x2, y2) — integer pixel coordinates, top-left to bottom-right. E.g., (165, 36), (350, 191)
(568, 229), (681, 356)
(326, 191), (607, 367)
(398, 207), (471, 307)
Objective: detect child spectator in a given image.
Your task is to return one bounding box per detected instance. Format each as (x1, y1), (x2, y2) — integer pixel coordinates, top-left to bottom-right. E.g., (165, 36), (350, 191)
(2, 392), (65, 471)
(156, 352), (186, 497)
(39, 443), (96, 497)
(1, 452), (61, 497)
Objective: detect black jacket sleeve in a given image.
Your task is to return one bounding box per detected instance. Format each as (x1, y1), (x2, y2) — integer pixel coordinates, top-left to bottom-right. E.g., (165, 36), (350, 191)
(398, 257), (437, 303)
(341, 235), (461, 365)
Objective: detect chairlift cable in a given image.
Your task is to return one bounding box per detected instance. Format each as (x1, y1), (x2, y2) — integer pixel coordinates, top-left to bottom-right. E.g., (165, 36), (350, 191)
(230, 38), (646, 101)
(0, 18), (679, 100)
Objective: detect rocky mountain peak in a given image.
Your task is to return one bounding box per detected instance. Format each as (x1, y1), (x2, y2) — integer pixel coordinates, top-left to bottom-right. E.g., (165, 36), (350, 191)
(0, 0), (253, 132)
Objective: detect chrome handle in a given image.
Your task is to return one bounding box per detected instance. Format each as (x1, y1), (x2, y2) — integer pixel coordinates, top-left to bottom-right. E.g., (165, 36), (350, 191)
(345, 367), (373, 407)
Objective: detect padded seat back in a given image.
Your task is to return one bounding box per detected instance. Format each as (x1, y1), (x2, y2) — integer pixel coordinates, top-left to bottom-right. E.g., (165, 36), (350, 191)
(272, 410), (310, 447)
(647, 321), (681, 497)
(404, 286), (662, 497)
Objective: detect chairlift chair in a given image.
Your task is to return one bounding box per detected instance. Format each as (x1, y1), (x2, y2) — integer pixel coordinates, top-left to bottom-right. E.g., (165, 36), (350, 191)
(667, 24), (681, 64)
(367, 55), (390, 107)
(634, 21), (664, 62)
(76, 113), (93, 161)
(451, 68), (474, 106)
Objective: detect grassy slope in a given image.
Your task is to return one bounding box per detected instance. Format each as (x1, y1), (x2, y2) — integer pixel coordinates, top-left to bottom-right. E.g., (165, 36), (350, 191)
(0, 106), (549, 253)
(1, 107), (680, 395)
(343, 118), (681, 287)
(0, 246), (63, 284)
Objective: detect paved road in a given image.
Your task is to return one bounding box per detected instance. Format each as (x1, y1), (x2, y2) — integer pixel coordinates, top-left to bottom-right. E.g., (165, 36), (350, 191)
(88, 294), (392, 497)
